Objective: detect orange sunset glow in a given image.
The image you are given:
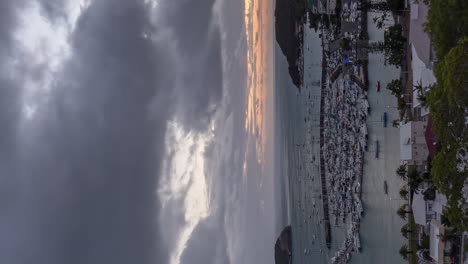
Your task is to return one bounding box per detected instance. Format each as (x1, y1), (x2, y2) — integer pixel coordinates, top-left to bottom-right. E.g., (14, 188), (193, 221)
(243, 0), (274, 179)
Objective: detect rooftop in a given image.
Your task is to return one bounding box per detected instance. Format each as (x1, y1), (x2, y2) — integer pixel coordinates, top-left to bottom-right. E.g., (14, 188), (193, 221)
(400, 122), (413, 161)
(412, 192), (427, 226)
(424, 117), (436, 160)
(409, 1), (433, 67)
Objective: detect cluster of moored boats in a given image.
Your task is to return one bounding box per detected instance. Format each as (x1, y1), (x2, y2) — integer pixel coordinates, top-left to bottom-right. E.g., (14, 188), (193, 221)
(323, 76), (368, 263)
(320, 0), (368, 262)
(322, 76), (368, 220)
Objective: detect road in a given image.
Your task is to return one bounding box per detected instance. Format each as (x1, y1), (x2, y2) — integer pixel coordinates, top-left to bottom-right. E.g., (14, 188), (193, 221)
(348, 12), (407, 264)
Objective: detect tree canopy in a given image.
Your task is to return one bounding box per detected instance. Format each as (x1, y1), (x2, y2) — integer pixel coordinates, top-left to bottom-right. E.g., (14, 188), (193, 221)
(425, 0), (468, 59)
(397, 204), (411, 220)
(383, 24), (406, 66)
(399, 244), (412, 260)
(386, 79), (403, 96)
(364, 25), (406, 67)
(426, 38), (468, 231)
(396, 164), (407, 180)
(399, 187), (408, 200)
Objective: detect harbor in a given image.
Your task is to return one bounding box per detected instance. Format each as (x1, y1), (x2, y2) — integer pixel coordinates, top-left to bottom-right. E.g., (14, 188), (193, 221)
(278, 0), (408, 263)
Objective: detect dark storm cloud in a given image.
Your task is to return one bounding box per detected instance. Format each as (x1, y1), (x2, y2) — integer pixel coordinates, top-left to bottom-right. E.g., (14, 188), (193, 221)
(0, 0), (234, 263)
(180, 218), (229, 264)
(0, 0), (169, 263)
(0, 0), (22, 153)
(154, 0), (224, 131)
(0, 1), (26, 222)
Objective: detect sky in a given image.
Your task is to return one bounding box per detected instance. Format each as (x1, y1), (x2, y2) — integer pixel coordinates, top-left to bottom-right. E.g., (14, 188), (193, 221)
(0, 0), (279, 264)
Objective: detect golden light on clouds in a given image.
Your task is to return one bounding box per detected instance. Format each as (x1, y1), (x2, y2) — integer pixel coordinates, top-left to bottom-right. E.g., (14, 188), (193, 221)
(243, 0), (273, 181)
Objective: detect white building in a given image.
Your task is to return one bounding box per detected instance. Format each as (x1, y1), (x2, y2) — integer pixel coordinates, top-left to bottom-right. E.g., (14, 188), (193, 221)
(412, 181), (447, 238)
(409, 1), (437, 119)
(430, 219), (444, 263)
(400, 121), (429, 165)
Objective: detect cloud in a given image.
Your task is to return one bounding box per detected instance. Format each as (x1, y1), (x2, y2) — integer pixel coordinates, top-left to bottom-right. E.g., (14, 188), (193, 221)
(0, 0), (24, 156)
(180, 218), (229, 264)
(0, 0), (169, 263)
(0, 0), (255, 263)
(150, 0), (224, 132)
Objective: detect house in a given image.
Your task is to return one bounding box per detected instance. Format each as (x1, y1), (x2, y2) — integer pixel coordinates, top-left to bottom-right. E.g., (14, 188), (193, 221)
(430, 219), (445, 264)
(412, 183), (447, 252)
(424, 117), (436, 161)
(400, 121), (429, 166)
(409, 0), (437, 119)
(412, 191), (430, 233)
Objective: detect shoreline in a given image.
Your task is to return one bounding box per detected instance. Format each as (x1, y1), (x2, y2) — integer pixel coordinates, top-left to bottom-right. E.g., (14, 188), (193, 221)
(319, 37), (332, 249)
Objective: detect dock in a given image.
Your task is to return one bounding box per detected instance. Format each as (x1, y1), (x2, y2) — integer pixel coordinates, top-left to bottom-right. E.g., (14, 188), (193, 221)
(319, 36), (332, 249)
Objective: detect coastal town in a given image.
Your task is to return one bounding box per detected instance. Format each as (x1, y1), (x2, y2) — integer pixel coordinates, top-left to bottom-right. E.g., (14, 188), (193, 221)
(275, 0), (468, 263)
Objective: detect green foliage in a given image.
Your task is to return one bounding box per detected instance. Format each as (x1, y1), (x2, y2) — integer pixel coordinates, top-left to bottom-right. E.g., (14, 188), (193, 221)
(431, 148), (458, 194)
(401, 223), (411, 234)
(421, 171), (431, 181)
(397, 204), (411, 220)
(396, 164), (407, 179)
(373, 13), (388, 29)
(420, 234), (430, 250)
(423, 186), (436, 201)
(413, 80), (432, 107)
(425, 0), (468, 59)
(444, 198), (468, 232)
(335, 0), (341, 14)
(435, 40), (468, 119)
(408, 168), (423, 191)
(322, 14), (330, 28)
(399, 244), (412, 260)
(401, 229), (409, 239)
(426, 39), (468, 231)
(364, 24), (405, 66)
(386, 79), (403, 96)
(308, 12), (321, 30)
(340, 37), (351, 51)
(399, 187), (408, 200)
(383, 24), (406, 66)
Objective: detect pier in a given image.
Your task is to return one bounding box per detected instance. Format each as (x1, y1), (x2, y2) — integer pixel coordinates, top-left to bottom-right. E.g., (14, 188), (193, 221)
(319, 41), (332, 249)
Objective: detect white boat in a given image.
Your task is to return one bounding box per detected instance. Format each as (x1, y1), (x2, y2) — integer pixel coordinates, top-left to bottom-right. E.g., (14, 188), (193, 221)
(354, 233), (361, 251)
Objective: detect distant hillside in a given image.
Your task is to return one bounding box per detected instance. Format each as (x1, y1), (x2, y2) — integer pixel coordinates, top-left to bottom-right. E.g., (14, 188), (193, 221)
(274, 226), (292, 264)
(274, 0), (307, 89)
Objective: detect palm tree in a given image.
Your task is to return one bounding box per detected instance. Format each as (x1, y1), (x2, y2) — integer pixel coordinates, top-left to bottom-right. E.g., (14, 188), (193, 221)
(408, 168), (422, 191)
(417, 92), (427, 107)
(407, 168), (420, 181)
(401, 224), (412, 239)
(399, 244), (412, 260)
(400, 227), (409, 238)
(397, 204), (412, 220)
(401, 229), (409, 238)
(413, 80), (424, 93)
(399, 187), (408, 200)
(396, 164), (407, 180)
(413, 80), (436, 108)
